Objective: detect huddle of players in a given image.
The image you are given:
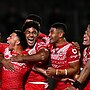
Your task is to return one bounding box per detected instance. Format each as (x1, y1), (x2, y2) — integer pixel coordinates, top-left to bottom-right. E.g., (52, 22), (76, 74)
(0, 14), (90, 90)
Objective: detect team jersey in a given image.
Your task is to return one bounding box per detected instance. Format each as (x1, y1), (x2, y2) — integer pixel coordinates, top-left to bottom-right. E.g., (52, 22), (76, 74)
(49, 42), (79, 90)
(50, 42), (79, 69)
(82, 47), (90, 66)
(39, 33), (50, 46)
(26, 39), (48, 83)
(0, 43), (31, 90)
(0, 69), (1, 83)
(82, 47), (90, 90)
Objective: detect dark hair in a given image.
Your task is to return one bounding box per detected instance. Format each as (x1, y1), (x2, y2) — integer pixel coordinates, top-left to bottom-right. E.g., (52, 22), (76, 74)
(22, 21), (40, 32)
(25, 14), (42, 26)
(13, 30), (28, 50)
(51, 22), (67, 33)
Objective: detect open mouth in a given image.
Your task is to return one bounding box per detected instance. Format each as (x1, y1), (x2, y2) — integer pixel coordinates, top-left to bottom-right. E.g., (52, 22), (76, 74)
(49, 37), (52, 41)
(27, 38), (34, 44)
(83, 37), (89, 45)
(83, 37), (88, 42)
(7, 40), (10, 44)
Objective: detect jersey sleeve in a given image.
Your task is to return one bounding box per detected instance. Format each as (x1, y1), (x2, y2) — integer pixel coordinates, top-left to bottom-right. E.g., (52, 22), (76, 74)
(39, 33), (50, 46)
(39, 33), (47, 39)
(67, 45), (80, 63)
(87, 48), (90, 60)
(36, 40), (48, 52)
(0, 43), (8, 53)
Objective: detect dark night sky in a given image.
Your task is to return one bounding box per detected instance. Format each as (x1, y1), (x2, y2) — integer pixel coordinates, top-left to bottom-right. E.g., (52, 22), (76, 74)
(0, 0), (90, 47)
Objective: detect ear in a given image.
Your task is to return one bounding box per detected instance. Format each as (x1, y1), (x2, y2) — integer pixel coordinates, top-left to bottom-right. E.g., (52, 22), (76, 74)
(37, 32), (39, 37)
(16, 40), (20, 45)
(59, 32), (64, 38)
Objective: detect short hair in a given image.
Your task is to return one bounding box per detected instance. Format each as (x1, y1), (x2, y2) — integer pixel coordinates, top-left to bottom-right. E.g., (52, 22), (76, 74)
(13, 30), (28, 50)
(25, 14), (42, 26)
(51, 22), (67, 33)
(22, 21), (40, 32)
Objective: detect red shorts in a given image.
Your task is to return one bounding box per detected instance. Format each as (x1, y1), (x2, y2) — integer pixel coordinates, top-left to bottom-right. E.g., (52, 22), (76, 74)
(54, 82), (72, 90)
(84, 82), (90, 90)
(25, 82), (48, 90)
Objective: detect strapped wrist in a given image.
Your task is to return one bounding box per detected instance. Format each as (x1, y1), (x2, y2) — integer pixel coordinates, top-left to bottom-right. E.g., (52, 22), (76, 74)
(55, 69), (58, 75)
(73, 80), (82, 89)
(65, 69), (68, 76)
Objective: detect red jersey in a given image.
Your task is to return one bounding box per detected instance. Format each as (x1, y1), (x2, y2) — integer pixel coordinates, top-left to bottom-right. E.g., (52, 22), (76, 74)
(50, 42), (79, 69)
(0, 68), (1, 82)
(39, 33), (50, 46)
(82, 47), (90, 90)
(0, 43), (30, 90)
(49, 42), (79, 90)
(82, 47), (90, 66)
(26, 39), (48, 83)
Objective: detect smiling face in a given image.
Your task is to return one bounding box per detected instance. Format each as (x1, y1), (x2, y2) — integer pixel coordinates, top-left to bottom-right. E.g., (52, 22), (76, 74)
(7, 33), (20, 50)
(49, 27), (59, 44)
(49, 27), (64, 44)
(83, 25), (90, 46)
(24, 27), (39, 47)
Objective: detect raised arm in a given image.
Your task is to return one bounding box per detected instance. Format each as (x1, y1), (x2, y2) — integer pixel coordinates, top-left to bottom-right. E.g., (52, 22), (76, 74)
(64, 60), (90, 90)
(11, 48), (49, 62)
(77, 60), (90, 83)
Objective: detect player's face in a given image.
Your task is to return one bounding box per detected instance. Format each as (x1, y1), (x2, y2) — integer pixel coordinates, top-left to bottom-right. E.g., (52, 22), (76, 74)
(83, 25), (90, 46)
(49, 27), (60, 44)
(25, 27), (39, 47)
(7, 33), (19, 50)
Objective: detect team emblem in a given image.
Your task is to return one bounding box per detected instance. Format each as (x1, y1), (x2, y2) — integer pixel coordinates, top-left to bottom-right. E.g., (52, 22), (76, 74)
(72, 49), (77, 54)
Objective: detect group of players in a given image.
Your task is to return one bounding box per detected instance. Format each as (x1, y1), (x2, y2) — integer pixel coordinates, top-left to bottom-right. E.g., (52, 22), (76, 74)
(0, 14), (90, 90)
